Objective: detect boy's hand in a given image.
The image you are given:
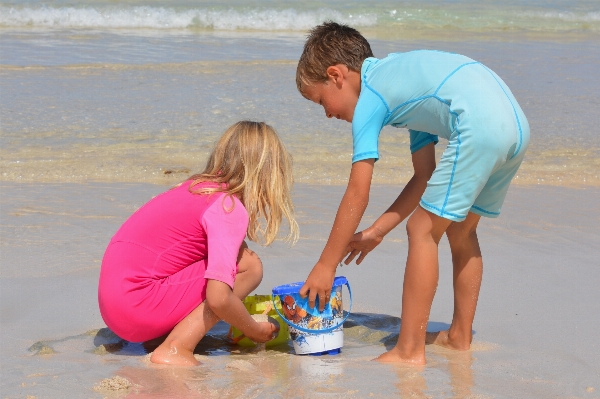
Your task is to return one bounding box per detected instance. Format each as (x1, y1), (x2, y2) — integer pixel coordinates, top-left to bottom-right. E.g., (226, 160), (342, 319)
(299, 263), (335, 312)
(343, 225), (385, 265)
(246, 320), (280, 343)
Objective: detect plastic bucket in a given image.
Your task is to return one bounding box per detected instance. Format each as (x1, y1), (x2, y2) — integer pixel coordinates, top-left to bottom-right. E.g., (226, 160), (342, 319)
(228, 294), (289, 347)
(272, 276), (352, 355)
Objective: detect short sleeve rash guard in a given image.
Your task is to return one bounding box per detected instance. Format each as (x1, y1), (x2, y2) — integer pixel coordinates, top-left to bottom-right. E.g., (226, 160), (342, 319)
(202, 195), (248, 289)
(352, 52), (487, 163)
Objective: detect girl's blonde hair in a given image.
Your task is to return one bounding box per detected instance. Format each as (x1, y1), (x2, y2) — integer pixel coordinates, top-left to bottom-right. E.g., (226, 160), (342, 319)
(188, 121), (298, 246)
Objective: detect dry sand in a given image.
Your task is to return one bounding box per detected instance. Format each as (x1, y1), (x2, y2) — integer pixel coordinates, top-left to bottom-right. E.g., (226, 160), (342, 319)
(1, 182), (599, 398)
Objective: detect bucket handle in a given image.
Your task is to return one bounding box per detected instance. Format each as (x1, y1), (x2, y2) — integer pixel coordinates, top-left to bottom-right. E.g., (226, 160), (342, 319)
(271, 280), (352, 334)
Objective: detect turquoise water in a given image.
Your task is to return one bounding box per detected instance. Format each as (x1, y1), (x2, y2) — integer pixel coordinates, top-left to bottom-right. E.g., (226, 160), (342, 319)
(1, 0), (599, 186)
(1, 0), (598, 34)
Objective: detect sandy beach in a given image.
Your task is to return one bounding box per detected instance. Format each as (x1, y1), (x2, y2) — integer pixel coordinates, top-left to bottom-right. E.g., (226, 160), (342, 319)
(1, 0), (600, 397)
(1, 181), (598, 398)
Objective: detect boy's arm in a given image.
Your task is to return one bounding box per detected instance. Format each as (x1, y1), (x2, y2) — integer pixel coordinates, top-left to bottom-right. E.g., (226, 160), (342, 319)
(299, 159), (374, 311)
(344, 143), (436, 264)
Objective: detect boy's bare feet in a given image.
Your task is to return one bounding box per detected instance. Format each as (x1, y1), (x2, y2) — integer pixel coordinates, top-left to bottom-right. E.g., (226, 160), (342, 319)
(425, 330), (471, 351)
(374, 347), (426, 365)
(150, 339), (199, 366)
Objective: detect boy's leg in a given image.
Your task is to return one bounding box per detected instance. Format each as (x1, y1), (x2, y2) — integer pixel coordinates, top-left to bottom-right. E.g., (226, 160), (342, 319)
(150, 241), (263, 366)
(426, 212), (482, 350)
(376, 206), (452, 364)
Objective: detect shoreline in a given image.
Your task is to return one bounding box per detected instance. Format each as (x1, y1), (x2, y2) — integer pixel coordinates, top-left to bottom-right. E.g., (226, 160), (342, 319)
(2, 10), (599, 394)
(1, 175), (598, 188)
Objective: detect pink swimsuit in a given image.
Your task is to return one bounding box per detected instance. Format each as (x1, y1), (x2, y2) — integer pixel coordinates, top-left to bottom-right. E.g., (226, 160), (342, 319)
(98, 181), (248, 342)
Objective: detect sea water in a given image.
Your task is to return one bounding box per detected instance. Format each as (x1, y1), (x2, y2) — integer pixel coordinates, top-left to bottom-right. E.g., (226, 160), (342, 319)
(1, 0), (599, 186)
(1, 4), (599, 398)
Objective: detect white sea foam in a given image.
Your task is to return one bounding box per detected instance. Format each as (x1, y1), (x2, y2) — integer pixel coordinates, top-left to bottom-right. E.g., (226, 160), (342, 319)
(522, 10), (600, 23)
(1, 4), (598, 32)
(0, 6), (377, 30)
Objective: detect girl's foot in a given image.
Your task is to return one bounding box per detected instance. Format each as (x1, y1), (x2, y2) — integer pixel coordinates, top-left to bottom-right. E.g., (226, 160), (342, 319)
(425, 330), (471, 351)
(150, 340), (199, 366)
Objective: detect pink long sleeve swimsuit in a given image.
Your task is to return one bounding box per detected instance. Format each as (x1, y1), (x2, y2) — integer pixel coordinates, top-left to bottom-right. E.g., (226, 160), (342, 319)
(98, 181), (248, 342)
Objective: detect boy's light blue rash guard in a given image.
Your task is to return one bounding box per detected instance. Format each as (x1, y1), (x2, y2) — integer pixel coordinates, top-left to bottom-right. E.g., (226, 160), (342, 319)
(352, 50), (484, 163)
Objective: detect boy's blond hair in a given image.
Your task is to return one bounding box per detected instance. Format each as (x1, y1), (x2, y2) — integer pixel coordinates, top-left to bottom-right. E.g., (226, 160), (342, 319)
(188, 121), (298, 246)
(296, 21), (373, 93)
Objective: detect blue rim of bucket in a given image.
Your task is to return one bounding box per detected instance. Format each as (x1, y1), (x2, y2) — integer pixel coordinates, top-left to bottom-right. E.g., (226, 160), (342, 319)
(271, 276), (352, 334)
(272, 276), (348, 295)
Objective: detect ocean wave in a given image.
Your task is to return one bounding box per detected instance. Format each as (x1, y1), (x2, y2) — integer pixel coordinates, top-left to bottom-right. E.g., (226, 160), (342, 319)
(0, 6), (377, 30)
(522, 10), (600, 23)
(1, 5), (598, 33)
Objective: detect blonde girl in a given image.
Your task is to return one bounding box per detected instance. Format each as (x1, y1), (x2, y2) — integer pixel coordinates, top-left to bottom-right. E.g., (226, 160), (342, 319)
(98, 121), (298, 366)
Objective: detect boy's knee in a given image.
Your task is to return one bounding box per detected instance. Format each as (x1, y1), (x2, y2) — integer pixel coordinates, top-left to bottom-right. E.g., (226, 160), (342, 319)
(405, 213), (419, 236)
(406, 207), (451, 244)
(406, 209), (431, 240)
(446, 222), (477, 244)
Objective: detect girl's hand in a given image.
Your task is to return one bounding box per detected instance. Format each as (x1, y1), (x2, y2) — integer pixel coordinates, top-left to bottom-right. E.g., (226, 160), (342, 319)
(246, 320), (279, 343)
(343, 225), (385, 265)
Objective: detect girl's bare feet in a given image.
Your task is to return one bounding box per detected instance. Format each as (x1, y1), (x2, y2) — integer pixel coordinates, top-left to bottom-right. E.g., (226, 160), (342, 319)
(425, 330), (471, 351)
(150, 339), (199, 366)
(374, 347), (426, 365)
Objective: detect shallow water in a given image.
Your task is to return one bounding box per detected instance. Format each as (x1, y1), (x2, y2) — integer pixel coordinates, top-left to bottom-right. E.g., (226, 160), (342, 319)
(1, 0), (599, 187)
(24, 314), (503, 399)
(1, 182), (599, 398)
(1, 2), (599, 397)
(1, 0), (599, 35)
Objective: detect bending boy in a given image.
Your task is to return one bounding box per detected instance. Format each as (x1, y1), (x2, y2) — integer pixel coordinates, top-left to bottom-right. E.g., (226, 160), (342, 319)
(296, 22), (529, 365)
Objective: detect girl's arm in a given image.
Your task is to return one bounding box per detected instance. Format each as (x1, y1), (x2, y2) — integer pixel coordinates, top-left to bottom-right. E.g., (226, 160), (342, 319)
(344, 142), (436, 264)
(299, 159), (375, 311)
(205, 279), (277, 343)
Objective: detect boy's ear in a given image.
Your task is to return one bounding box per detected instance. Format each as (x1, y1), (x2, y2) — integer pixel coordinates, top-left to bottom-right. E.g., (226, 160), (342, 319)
(326, 65), (346, 87)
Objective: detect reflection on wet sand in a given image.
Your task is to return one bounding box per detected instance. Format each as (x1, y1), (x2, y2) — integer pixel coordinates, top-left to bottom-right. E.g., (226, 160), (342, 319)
(116, 365), (204, 398)
(392, 346), (475, 398)
(394, 365), (428, 398)
(29, 313), (491, 397)
(113, 351), (352, 398)
(434, 347), (475, 398)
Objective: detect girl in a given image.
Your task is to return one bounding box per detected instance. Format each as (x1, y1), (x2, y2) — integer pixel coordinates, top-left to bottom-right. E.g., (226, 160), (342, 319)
(98, 121), (299, 366)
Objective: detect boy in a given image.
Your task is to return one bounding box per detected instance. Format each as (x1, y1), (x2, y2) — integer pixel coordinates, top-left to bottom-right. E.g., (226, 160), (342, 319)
(296, 22), (529, 365)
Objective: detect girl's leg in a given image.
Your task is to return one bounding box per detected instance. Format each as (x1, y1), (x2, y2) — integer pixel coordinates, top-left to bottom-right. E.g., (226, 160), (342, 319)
(427, 212), (482, 350)
(376, 207), (451, 364)
(150, 241), (263, 366)
(150, 301), (219, 366)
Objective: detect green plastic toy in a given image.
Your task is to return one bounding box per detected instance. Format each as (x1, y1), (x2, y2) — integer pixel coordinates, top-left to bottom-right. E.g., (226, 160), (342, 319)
(228, 294), (289, 347)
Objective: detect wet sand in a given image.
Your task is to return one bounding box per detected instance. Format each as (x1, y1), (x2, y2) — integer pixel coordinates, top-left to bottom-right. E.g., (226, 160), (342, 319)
(1, 182), (598, 398)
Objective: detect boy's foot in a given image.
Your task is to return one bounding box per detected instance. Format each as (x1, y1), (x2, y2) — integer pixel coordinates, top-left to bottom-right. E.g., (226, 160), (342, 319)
(373, 347), (426, 365)
(425, 330), (470, 351)
(150, 340), (199, 366)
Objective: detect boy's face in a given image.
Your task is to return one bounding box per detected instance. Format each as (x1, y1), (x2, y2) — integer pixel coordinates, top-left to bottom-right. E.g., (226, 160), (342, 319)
(302, 67), (360, 123)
